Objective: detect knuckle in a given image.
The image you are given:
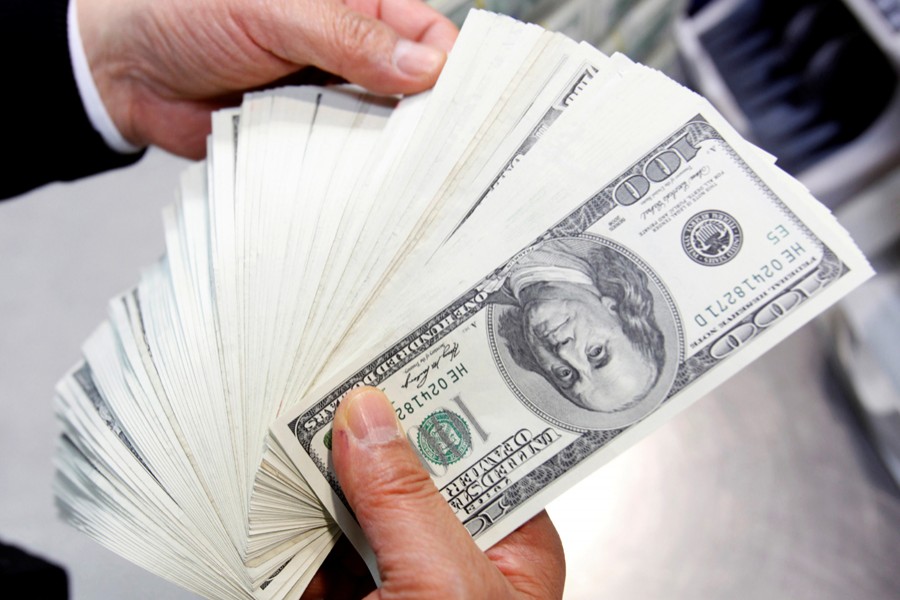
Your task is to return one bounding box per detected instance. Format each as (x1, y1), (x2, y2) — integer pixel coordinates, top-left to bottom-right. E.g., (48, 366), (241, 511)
(371, 456), (434, 500)
(332, 10), (383, 65)
(354, 450), (437, 511)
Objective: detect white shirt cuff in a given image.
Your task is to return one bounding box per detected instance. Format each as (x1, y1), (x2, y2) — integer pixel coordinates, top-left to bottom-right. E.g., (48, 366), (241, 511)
(67, 0), (143, 154)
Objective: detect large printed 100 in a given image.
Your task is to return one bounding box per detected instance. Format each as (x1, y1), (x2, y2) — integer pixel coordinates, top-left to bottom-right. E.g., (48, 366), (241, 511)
(272, 115), (870, 561)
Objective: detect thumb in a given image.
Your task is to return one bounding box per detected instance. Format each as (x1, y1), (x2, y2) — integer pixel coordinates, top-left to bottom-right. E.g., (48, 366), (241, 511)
(331, 387), (502, 596)
(270, 1), (448, 95)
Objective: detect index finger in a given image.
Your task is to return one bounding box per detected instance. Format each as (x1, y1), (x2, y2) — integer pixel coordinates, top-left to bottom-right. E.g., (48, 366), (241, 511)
(485, 510), (567, 600)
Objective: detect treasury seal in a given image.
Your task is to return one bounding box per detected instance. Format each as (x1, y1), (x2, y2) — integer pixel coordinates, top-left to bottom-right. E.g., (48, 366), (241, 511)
(681, 210), (743, 265)
(417, 409), (472, 466)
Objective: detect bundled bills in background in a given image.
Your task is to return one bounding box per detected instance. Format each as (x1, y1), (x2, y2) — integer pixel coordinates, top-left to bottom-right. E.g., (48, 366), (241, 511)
(53, 10), (872, 600)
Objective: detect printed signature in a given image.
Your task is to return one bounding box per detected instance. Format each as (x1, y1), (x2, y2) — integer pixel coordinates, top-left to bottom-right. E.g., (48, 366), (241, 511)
(401, 342), (461, 389)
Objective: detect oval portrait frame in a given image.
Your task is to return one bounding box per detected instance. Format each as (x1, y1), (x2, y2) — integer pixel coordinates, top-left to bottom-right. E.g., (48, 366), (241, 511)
(487, 234), (682, 432)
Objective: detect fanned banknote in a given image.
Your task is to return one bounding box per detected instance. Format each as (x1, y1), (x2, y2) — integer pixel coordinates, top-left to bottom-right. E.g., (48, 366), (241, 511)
(53, 10), (872, 599)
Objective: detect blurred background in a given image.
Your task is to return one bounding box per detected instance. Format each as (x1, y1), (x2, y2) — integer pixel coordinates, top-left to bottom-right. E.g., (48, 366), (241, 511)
(1, 0), (898, 597)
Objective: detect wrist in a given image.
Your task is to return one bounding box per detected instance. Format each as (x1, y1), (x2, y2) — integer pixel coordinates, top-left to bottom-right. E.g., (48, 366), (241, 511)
(71, 0), (144, 152)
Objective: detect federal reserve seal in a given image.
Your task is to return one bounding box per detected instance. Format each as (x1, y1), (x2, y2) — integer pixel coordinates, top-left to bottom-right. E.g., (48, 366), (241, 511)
(417, 410), (472, 466)
(681, 210), (743, 265)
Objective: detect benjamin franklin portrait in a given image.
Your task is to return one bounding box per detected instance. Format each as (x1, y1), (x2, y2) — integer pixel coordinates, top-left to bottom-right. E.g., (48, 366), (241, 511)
(489, 235), (678, 430)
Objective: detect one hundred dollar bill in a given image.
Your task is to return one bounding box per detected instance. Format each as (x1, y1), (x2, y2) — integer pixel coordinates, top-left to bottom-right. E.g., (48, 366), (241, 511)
(271, 114), (872, 567)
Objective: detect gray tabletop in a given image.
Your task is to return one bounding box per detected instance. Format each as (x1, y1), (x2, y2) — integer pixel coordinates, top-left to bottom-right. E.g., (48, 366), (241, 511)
(1, 149), (898, 599)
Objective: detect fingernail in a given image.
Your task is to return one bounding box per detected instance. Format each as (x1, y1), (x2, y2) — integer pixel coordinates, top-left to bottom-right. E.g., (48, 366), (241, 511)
(341, 388), (401, 445)
(393, 39), (445, 78)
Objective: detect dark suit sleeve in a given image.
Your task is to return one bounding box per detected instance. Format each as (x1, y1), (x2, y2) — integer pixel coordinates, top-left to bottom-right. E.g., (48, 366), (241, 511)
(0, 0), (145, 200)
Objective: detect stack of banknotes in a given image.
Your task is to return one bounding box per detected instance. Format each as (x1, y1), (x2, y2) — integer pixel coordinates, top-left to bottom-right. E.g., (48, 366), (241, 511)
(53, 10), (872, 600)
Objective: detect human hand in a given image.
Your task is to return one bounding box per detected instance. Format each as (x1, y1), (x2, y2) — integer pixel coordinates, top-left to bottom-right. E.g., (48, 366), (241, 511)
(77, 0), (458, 158)
(322, 386), (566, 599)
